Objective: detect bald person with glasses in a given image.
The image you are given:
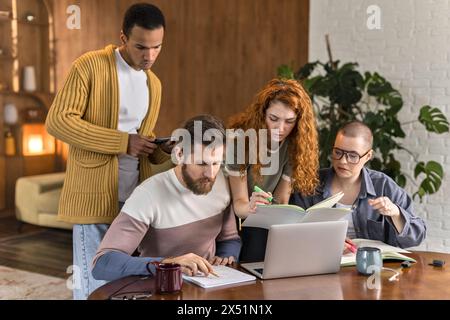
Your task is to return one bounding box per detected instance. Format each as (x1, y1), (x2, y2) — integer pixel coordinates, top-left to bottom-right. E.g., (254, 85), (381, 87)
(290, 121), (426, 250)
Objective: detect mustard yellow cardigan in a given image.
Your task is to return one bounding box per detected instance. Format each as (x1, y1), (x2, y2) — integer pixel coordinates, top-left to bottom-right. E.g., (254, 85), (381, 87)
(46, 45), (170, 224)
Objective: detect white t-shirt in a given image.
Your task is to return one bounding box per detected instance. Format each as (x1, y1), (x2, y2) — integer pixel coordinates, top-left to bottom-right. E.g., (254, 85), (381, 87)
(115, 48), (149, 202)
(336, 202), (356, 239)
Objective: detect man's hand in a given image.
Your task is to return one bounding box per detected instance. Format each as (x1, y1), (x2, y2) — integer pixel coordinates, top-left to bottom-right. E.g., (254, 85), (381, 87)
(160, 140), (176, 154)
(209, 256), (235, 266)
(127, 134), (157, 157)
(162, 253), (214, 276)
(368, 197), (400, 217)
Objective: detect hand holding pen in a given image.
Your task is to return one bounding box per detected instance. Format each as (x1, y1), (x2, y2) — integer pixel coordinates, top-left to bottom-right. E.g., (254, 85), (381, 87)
(344, 238), (357, 254)
(249, 186), (278, 213)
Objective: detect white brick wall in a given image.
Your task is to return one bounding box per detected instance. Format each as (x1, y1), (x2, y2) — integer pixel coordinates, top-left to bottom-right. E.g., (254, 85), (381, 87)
(309, 0), (450, 252)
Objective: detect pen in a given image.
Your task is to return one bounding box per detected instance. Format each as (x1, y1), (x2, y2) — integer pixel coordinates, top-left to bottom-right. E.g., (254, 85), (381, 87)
(253, 186), (277, 204)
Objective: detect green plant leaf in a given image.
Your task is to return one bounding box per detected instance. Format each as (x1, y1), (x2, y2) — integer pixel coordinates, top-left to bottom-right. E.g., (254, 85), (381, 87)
(366, 72), (404, 112)
(369, 157), (382, 171)
(277, 64), (294, 79)
(414, 161), (425, 179)
(413, 161), (444, 200)
(413, 187), (426, 201)
(418, 106), (449, 134)
(295, 61), (319, 80)
(381, 117), (406, 138)
(280, 58), (447, 201)
(396, 174), (406, 188)
(386, 91), (403, 114)
(379, 154), (404, 186)
(334, 67), (364, 106)
(303, 76), (322, 95)
(309, 76), (332, 97)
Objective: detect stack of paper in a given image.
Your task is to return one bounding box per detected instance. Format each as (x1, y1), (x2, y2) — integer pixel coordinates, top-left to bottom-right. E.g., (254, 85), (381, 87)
(182, 265), (256, 288)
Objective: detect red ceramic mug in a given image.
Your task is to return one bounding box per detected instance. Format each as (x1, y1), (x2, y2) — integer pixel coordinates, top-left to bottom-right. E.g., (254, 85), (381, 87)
(154, 262), (183, 294)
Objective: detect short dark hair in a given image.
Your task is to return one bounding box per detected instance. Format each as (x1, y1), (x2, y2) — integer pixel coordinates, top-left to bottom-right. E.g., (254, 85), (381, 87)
(182, 115), (226, 148)
(337, 121), (373, 149)
(122, 3), (165, 37)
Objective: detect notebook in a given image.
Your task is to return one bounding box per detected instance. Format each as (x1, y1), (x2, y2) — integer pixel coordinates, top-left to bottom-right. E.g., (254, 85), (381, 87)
(340, 239), (417, 267)
(242, 191), (351, 229)
(182, 265), (256, 288)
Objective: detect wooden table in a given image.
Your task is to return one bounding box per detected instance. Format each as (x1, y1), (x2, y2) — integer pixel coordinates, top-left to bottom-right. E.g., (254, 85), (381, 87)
(89, 251), (450, 300)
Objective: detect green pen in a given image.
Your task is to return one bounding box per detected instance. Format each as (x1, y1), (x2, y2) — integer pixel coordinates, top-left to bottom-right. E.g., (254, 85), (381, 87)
(253, 185), (274, 203)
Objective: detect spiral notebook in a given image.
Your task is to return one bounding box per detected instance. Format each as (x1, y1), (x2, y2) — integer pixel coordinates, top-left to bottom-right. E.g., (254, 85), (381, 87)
(183, 265), (256, 288)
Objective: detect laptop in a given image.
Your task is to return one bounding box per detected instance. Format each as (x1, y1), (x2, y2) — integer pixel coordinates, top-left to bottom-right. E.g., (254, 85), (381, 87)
(240, 221), (348, 279)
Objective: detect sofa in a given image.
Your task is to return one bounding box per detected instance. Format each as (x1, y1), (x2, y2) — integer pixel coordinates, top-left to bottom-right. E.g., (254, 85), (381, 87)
(15, 172), (72, 230)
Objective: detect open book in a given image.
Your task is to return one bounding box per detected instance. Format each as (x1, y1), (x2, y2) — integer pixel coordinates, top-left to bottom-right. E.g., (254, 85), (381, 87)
(242, 191), (351, 229)
(340, 239), (417, 267)
(182, 265), (256, 288)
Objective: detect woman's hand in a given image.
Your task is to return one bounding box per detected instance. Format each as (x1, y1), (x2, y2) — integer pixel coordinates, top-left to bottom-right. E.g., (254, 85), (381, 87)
(368, 197), (400, 217)
(249, 191), (272, 213)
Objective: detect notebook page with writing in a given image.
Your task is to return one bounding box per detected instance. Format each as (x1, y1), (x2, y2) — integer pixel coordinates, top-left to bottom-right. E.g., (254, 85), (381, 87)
(182, 265), (256, 288)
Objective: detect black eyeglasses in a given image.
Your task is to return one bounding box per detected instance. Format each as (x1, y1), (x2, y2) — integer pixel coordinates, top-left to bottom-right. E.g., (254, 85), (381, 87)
(331, 147), (371, 164)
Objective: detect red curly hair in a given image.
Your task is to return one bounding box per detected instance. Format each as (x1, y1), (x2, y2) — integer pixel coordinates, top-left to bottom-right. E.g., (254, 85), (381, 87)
(228, 78), (319, 195)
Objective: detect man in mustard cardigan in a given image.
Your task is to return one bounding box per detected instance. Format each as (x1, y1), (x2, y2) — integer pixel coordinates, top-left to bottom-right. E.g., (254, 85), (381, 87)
(45, 3), (171, 299)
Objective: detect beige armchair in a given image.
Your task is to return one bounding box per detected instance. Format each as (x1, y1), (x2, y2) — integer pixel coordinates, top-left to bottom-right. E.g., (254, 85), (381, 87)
(14, 160), (174, 230)
(15, 172), (72, 230)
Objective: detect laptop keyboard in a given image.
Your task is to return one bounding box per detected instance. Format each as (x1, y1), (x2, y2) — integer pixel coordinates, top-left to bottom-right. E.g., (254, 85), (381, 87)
(255, 268), (264, 274)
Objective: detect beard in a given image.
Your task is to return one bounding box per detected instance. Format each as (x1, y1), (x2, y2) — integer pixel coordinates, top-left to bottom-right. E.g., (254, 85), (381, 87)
(181, 165), (216, 195)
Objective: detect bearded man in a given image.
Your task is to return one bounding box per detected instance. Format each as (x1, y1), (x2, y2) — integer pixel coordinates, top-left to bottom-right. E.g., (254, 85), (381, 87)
(92, 115), (241, 281)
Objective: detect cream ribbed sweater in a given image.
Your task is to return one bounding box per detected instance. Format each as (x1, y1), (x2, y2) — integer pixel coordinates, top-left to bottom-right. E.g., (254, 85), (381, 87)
(46, 45), (170, 224)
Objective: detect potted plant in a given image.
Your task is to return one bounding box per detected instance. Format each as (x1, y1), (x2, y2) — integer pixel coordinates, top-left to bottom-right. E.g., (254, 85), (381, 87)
(278, 38), (449, 200)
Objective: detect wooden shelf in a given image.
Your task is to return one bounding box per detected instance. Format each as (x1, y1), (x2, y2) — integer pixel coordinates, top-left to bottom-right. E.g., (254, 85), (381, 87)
(0, 17), (49, 27)
(0, 90), (54, 109)
(0, 0), (58, 211)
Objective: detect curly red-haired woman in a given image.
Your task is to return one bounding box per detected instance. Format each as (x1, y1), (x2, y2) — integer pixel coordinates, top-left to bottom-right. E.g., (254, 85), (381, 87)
(226, 78), (320, 261)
